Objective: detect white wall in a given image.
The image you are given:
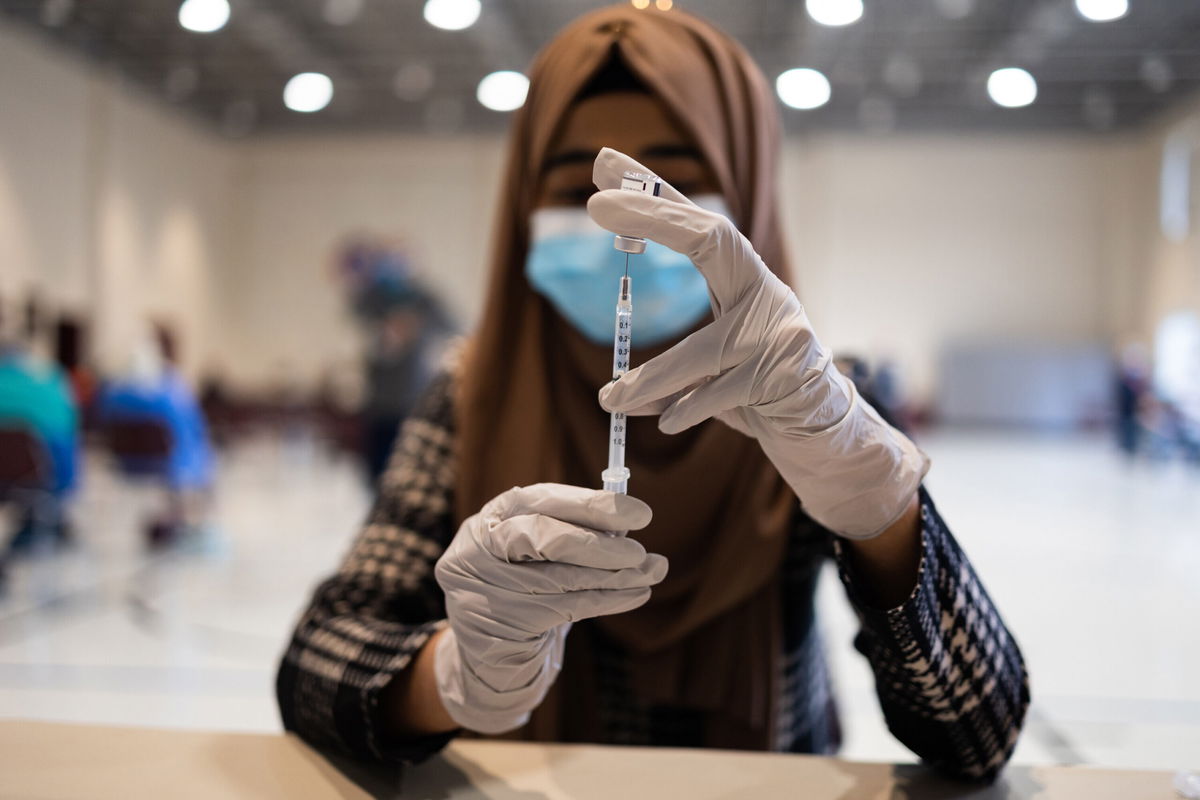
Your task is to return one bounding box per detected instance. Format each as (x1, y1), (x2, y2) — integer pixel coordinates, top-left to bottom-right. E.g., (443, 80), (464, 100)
(229, 131), (1148, 399)
(221, 135), (506, 391)
(780, 134), (1154, 398)
(0, 22), (234, 381)
(0, 22), (91, 310)
(1138, 97), (1200, 338)
(91, 77), (234, 380)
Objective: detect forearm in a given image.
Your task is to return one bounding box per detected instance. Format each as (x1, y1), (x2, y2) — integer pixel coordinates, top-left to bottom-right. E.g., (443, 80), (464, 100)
(836, 490), (1030, 781)
(840, 492), (922, 609)
(380, 628), (458, 737)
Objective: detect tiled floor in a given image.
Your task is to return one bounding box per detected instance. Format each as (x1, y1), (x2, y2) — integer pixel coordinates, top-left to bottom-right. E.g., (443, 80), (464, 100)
(1, 428), (1196, 773)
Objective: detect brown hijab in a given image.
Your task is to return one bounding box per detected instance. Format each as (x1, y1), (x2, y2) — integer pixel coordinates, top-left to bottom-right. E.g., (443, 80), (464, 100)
(455, 5), (797, 749)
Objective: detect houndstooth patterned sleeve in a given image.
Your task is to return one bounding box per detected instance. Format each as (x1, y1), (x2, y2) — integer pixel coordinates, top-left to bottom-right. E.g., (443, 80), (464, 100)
(834, 488), (1030, 782)
(276, 367), (461, 764)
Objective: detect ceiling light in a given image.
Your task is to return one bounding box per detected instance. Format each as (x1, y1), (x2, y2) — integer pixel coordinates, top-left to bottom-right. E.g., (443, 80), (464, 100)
(1140, 55), (1173, 93)
(1031, 3), (1073, 36)
(178, 0), (229, 33)
(221, 99), (257, 138)
(477, 71), (528, 112)
(987, 67), (1037, 108)
(283, 72), (334, 113)
(858, 96), (896, 133)
(655, 0), (673, 9)
(393, 62), (435, 101)
(631, 0), (649, 7)
(1081, 85), (1115, 130)
(1074, 0), (1128, 23)
(40, 0), (73, 27)
(423, 0), (480, 31)
(934, 0), (974, 20)
(323, 0), (363, 26)
(775, 68), (831, 110)
(883, 55), (922, 98)
(805, 0), (863, 27)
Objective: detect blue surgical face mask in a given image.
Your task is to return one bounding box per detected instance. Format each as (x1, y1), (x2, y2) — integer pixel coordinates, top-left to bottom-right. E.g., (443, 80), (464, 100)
(525, 195), (731, 347)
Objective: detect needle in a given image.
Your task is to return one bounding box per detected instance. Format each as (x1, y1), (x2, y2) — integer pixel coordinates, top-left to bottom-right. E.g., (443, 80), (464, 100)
(624, 252), (629, 278)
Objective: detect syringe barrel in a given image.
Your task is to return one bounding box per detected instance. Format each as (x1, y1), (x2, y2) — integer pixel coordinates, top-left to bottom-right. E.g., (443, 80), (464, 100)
(612, 309), (631, 380)
(605, 275), (632, 494)
(605, 404), (628, 494)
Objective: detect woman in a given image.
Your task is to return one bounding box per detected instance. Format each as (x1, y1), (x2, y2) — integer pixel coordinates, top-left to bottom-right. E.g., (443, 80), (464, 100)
(277, 5), (1028, 782)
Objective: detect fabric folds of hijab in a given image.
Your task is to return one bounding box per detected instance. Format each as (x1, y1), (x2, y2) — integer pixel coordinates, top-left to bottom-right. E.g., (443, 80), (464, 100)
(454, 5), (797, 750)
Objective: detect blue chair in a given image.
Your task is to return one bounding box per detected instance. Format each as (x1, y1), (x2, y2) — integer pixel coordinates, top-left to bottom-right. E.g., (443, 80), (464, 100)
(105, 418), (174, 476)
(102, 418), (185, 547)
(0, 427), (61, 566)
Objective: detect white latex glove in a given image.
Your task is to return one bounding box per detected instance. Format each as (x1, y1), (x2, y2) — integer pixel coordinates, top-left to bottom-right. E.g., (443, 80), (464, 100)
(588, 148), (929, 540)
(433, 483), (666, 734)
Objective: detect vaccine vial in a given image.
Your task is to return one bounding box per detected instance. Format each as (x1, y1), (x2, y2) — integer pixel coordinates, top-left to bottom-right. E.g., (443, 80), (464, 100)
(612, 170), (661, 255)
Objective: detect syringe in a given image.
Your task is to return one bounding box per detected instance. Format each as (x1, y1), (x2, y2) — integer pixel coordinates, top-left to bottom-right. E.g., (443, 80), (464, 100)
(601, 170), (661, 495)
(601, 273), (633, 493)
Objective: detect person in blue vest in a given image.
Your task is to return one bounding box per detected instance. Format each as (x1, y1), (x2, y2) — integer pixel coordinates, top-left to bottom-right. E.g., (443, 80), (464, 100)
(0, 298), (80, 557)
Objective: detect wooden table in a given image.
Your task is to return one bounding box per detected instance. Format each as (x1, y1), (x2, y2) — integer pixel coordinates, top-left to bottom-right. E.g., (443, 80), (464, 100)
(0, 720), (1179, 799)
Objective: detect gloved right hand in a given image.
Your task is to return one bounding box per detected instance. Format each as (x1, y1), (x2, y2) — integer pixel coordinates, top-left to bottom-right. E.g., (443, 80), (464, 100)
(433, 483), (665, 734)
(589, 147), (928, 540)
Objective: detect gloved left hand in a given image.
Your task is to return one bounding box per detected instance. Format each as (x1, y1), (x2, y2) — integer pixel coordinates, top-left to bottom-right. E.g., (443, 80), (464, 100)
(587, 147), (929, 540)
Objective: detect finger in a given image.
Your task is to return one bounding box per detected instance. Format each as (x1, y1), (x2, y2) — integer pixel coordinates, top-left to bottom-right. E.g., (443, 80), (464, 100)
(596, 387), (678, 418)
(483, 514), (650, 569)
(488, 484), (652, 532)
(458, 553), (667, 598)
(656, 359), (758, 434)
(591, 147), (694, 206)
(587, 189), (767, 308)
(557, 585), (654, 622)
(598, 312), (752, 414)
(489, 586), (654, 627)
(516, 553), (668, 594)
(450, 585), (655, 641)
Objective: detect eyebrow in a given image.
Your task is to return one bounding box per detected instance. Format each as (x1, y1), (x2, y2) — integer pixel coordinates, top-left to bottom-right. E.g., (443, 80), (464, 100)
(540, 143), (705, 175)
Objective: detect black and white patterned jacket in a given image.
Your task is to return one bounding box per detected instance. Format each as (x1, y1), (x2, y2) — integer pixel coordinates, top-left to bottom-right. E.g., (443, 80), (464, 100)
(276, 364), (1030, 782)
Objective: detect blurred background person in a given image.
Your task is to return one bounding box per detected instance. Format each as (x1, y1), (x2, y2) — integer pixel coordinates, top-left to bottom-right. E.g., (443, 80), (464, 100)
(95, 323), (215, 547)
(51, 314), (98, 424)
(1114, 341), (1150, 458)
(0, 296), (79, 556)
(1149, 311), (1200, 465)
(334, 235), (455, 485)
